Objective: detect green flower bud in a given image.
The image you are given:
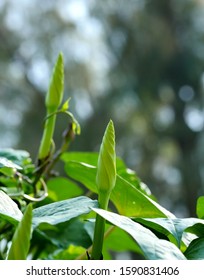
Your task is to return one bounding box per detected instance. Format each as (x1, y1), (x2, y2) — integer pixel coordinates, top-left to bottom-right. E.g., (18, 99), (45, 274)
(96, 120), (116, 195)
(45, 52), (64, 111)
(38, 53), (64, 160)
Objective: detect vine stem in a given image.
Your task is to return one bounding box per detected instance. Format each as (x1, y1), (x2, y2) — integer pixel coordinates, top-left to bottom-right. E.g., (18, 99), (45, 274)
(91, 191), (110, 260)
(76, 226), (115, 260)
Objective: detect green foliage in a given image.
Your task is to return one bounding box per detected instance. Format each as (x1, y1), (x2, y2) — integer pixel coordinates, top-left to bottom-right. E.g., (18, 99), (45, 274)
(196, 196), (204, 219)
(7, 203), (32, 260)
(0, 190), (23, 224)
(1, 51), (204, 260)
(92, 208), (186, 260)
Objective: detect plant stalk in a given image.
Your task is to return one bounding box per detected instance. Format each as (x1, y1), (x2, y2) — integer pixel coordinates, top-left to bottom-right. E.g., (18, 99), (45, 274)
(91, 191), (110, 260)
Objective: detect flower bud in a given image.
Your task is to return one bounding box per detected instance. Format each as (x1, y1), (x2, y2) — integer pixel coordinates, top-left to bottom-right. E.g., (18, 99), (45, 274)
(96, 120), (116, 195)
(45, 52), (64, 111)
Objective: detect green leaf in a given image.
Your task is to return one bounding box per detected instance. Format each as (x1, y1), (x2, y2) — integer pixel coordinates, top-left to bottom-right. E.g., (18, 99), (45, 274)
(196, 196), (204, 219)
(135, 217), (204, 248)
(104, 227), (143, 259)
(32, 196), (98, 228)
(64, 161), (173, 218)
(47, 177), (83, 201)
(0, 157), (22, 170)
(7, 204), (32, 260)
(61, 98), (71, 112)
(92, 208), (186, 260)
(0, 190), (23, 224)
(61, 152), (99, 166)
(61, 152), (151, 195)
(0, 148), (31, 166)
(184, 237), (204, 259)
(38, 219), (92, 250)
(51, 244), (85, 260)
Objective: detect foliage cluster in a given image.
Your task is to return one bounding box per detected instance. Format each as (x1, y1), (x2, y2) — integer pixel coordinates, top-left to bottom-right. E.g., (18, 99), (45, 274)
(1, 54), (204, 260)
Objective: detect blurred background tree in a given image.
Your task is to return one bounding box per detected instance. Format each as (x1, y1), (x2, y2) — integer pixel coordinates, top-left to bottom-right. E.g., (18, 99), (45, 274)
(0, 0), (204, 217)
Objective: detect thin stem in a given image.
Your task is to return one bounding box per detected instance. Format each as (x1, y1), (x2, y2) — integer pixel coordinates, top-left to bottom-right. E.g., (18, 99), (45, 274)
(76, 226), (115, 260)
(91, 191), (110, 260)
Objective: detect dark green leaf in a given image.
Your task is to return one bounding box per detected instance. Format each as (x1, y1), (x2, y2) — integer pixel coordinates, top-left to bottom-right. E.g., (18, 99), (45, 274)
(7, 204), (32, 260)
(184, 237), (204, 260)
(92, 208), (186, 260)
(32, 196), (98, 228)
(38, 219), (92, 250)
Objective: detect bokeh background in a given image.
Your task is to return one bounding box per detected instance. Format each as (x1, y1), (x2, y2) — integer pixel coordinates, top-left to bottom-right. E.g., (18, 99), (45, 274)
(1, 0), (204, 217)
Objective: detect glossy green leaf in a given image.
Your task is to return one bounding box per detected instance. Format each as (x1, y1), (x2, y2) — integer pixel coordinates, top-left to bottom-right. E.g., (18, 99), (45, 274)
(0, 190), (23, 224)
(32, 196), (98, 228)
(92, 208), (186, 260)
(196, 196), (204, 219)
(135, 217), (204, 249)
(7, 204), (32, 260)
(184, 237), (204, 259)
(64, 161), (173, 218)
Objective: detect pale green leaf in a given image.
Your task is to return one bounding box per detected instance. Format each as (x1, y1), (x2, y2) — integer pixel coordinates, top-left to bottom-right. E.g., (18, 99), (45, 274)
(7, 204), (32, 260)
(196, 196), (204, 219)
(61, 98), (71, 111)
(0, 148), (31, 166)
(0, 190), (23, 224)
(0, 157), (22, 170)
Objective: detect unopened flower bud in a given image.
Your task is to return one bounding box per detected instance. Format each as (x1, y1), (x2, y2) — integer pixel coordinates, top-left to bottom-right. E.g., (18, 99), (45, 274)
(96, 120), (116, 195)
(45, 52), (64, 112)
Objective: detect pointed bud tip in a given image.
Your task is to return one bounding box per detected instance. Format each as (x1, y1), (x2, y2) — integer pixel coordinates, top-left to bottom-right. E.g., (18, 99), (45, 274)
(96, 119), (116, 194)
